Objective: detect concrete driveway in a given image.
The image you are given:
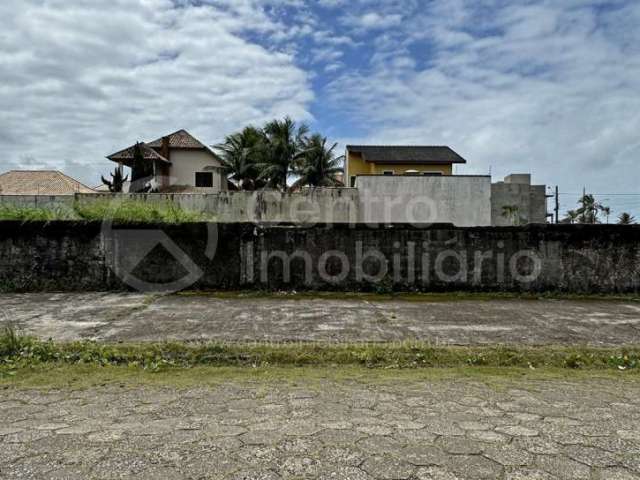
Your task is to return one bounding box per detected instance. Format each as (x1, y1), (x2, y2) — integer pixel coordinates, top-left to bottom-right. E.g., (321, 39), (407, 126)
(1, 293), (639, 345)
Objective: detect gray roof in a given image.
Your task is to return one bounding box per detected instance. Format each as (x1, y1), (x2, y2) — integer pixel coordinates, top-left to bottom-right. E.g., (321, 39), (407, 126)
(346, 145), (467, 164)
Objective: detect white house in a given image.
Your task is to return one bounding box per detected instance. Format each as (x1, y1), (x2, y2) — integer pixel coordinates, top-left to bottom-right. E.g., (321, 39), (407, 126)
(106, 129), (226, 193)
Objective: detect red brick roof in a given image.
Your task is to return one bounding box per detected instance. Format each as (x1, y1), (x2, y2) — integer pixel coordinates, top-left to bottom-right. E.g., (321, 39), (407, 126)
(146, 129), (207, 149)
(0, 170), (95, 195)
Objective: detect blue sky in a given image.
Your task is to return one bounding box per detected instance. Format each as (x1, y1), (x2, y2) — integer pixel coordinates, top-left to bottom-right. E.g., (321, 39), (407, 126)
(1, 0), (639, 218)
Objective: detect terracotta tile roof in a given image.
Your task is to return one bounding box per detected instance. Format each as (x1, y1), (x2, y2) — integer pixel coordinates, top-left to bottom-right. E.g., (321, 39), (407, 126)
(0, 170), (95, 195)
(146, 129), (207, 149)
(106, 143), (170, 163)
(347, 145), (467, 164)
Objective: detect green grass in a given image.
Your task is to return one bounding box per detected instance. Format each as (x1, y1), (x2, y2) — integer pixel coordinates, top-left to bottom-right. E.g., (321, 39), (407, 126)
(1, 327), (639, 377)
(179, 290), (640, 303)
(0, 204), (76, 221)
(0, 200), (212, 223)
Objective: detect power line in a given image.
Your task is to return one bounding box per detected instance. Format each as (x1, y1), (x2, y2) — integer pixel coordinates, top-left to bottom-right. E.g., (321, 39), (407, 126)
(559, 193), (640, 196)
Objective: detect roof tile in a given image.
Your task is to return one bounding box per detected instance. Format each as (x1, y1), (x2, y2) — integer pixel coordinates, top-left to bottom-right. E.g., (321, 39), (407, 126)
(0, 170), (95, 195)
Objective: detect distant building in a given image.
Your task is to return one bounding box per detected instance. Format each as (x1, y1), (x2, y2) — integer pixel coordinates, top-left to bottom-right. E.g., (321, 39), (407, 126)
(0, 170), (94, 195)
(106, 129), (226, 193)
(345, 145), (468, 187)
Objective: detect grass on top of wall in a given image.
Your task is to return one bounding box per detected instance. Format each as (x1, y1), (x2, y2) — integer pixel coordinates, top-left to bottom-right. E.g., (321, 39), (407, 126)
(0, 200), (212, 223)
(0, 204), (77, 221)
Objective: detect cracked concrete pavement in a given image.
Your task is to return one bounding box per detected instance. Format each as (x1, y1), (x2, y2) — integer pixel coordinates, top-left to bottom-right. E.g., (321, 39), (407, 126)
(1, 293), (640, 345)
(2, 376), (640, 479)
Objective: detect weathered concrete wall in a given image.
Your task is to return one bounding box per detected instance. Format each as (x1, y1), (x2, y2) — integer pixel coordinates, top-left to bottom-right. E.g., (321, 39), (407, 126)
(0, 176), (545, 227)
(75, 189), (360, 224)
(0, 195), (75, 211)
(356, 176), (492, 226)
(492, 175), (548, 226)
(0, 222), (638, 293)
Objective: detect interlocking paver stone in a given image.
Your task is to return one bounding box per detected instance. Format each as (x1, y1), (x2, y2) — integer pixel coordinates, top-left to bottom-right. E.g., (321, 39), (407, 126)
(2, 376), (640, 480)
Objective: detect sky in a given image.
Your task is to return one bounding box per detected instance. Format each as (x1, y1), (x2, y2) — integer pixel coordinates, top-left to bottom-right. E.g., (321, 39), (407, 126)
(1, 0), (639, 218)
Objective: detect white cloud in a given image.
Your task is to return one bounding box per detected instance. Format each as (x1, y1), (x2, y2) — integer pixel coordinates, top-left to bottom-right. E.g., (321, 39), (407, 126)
(0, 0), (313, 185)
(353, 12), (403, 30)
(327, 0), (640, 214)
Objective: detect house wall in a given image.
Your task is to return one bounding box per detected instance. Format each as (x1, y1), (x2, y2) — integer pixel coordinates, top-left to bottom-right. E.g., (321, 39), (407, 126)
(492, 175), (549, 226)
(346, 151), (452, 184)
(169, 149), (225, 192)
(355, 175), (492, 226)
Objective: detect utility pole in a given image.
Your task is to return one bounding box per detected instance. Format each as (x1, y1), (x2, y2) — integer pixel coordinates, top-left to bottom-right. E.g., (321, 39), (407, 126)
(555, 186), (559, 224)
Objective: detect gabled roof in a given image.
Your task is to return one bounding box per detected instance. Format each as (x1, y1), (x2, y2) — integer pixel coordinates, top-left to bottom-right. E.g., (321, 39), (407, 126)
(346, 145), (467, 164)
(106, 143), (170, 164)
(146, 129), (207, 149)
(0, 170), (95, 195)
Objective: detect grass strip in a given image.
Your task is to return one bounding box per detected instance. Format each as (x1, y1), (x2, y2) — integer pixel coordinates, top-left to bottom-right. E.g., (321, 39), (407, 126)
(2, 327), (639, 376)
(180, 290), (640, 303)
(0, 200), (212, 223)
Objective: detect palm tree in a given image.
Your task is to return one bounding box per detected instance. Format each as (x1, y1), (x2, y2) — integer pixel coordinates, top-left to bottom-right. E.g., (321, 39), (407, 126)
(214, 126), (265, 190)
(258, 117), (309, 191)
(562, 209), (579, 224)
(576, 194), (608, 224)
(602, 206), (611, 224)
(101, 166), (128, 193)
(292, 134), (344, 188)
(618, 212), (636, 225)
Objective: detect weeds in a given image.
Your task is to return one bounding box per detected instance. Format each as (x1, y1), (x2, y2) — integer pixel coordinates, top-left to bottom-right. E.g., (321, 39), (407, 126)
(1, 329), (639, 374)
(0, 204), (75, 221)
(73, 199), (212, 223)
(0, 200), (212, 223)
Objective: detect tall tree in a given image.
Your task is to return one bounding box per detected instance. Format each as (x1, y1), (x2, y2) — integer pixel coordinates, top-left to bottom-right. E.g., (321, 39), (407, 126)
(576, 194), (608, 224)
(101, 166), (128, 193)
(258, 117), (309, 190)
(292, 134), (344, 188)
(131, 142), (152, 182)
(562, 209), (579, 224)
(214, 126), (265, 190)
(617, 212), (636, 225)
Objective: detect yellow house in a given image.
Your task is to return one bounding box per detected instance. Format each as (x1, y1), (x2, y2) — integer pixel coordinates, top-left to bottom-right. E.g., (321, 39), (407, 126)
(345, 145), (467, 187)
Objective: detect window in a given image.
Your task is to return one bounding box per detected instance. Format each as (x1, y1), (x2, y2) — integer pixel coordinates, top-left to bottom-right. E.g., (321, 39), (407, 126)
(383, 170), (394, 176)
(195, 172), (214, 188)
(350, 176), (357, 187)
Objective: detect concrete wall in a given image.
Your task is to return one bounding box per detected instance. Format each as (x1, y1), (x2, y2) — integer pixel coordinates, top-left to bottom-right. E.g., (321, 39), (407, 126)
(74, 189), (360, 224)
(356, 176), (492, 226)
(0, 174), (545, 227)
(0, 195), (75, 211)
(492, 174), (548, 226)
(0, 222), (637, 293)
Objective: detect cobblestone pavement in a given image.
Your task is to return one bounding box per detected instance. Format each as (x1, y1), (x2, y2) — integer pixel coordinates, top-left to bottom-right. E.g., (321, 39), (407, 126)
(2, 293), (640, 345)
(2, 376), (640, 479)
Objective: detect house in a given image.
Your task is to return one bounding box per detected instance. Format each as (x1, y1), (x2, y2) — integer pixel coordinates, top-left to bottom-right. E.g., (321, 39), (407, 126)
(0, 170), (94, 195)
(106, 129), (226, 193)
(345, 145), (467, 187)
